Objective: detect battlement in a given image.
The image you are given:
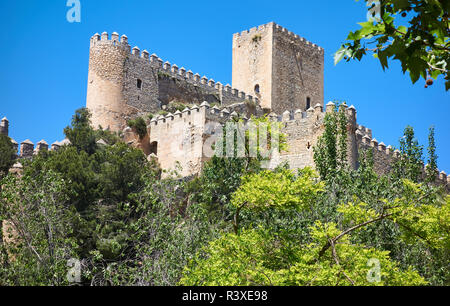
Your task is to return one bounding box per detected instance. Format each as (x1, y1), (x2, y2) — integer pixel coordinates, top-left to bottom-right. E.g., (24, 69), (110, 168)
(0, 116), (70, 158)
(156, 56), (260, 105)
(233, 22), (324, 53)
(1, 117), (9, 136)
(90, 32), (130, 50)
(89, 31), (259, 110)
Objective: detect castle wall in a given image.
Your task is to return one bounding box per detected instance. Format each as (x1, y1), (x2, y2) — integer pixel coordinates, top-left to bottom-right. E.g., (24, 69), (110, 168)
(1, 117), (9, 136)
(82, 27), (448, 191)
(271, 24), (324, 113)
(232, 23), (274, 111)
(232, 23), (324, 114)
(86, 33), (132, 131)
(87, 32), (260, 133)
(157, 74), (221, 106)
(148, 105), (207, 177)
(270, 107), (325, 170)
(123, 48), (160, 116)
(154, 59), (259, 109)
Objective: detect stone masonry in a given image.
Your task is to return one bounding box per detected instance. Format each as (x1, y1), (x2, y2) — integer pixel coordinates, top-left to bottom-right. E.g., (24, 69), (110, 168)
(82, 22), (448, 187)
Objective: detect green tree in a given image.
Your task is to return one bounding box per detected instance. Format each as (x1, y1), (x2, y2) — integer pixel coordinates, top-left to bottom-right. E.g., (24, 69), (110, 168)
(313, 103), (349, 181)
(127, 117), (147, 139)
(0, 171), (79, 286)
(64, 108), (97, 155)
(393, 125), (424, 182)
(425, 125), (438, 182)
(336, 0), (450, 90)
(180, 176), (443, 286)
(0, 134), (16, 179)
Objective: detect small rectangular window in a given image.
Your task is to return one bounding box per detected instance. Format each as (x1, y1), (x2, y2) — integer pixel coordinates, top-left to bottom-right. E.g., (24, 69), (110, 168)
(137, 79), (142, 90)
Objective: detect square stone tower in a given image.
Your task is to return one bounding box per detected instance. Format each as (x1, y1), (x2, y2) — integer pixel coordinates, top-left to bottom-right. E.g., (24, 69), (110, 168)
(232, 22), (324, 114)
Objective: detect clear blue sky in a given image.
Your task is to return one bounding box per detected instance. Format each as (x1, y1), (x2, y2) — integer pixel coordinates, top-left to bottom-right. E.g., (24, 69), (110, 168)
(1, 0), (449, 172)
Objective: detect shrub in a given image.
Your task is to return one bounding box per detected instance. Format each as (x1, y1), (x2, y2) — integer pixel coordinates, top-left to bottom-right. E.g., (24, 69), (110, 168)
(127, 117), (147, 139)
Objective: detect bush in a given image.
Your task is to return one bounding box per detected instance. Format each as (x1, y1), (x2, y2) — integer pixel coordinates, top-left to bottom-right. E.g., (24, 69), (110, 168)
(127, 117), (147, 139)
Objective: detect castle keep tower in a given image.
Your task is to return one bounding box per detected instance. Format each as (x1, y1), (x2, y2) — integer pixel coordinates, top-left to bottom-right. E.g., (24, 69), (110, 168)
(232, 22), (324, 114)
(86, 32), (159, 131)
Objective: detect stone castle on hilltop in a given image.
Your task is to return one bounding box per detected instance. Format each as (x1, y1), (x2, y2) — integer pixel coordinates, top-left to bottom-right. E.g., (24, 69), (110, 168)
(1, 22), (448, 186)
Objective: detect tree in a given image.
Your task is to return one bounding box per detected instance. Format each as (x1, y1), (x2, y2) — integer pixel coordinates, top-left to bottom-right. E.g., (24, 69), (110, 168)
(0, 134), (16, 179)
(393, 125), (424, 182)
(231, 168), (324, 233)
(180, 174), (446, 286)
(127, 117), (147, 139)
(336, 0), (450, 90)
(64, 108), (97, 155)
(313, 103), (349, 181)
(0, 171), (79, 286)
(425, 125), (438, 182)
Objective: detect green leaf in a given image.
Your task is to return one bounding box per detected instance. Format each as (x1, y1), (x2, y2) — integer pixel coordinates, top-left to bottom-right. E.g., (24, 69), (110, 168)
(334, 46), (347, 65)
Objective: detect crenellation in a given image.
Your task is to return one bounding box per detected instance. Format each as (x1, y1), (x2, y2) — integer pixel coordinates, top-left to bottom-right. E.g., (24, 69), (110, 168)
(171, 64), (179, 75)
(51, 141), (61, 151)
(355, 130), (363, 143)
(35, 140), (49, 155)
(326, 101), (335, 113)
(371, 138), (378, 148)
(150, 53), (159, 64)
(362, 135), (371, 145)
(294, 109), (303, 120)
(132, 46), (140, 57)
(82, 25), (447, 184)
(9, 139), (18, 154)
(314, 103), (323, 113)
(179, 67), (186, 78)
(210, 105), (220, 115)
(163, 61), (171, 71)
(440, 171), (447, 181)
(166, 112), (174, 121)
(111, 32), (119, 42)
(282, 110), (291, 121)
(0, 117), (9, 136)
(269, 112), (278, 122)
(157, 58), (163, 68)
(141, 50), (149, 59)
(20, 139), (34, 158)
(186, 70), (194, 80)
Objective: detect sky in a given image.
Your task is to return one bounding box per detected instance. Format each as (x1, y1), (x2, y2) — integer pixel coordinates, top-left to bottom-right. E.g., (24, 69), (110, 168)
(0, 0), (449, 172)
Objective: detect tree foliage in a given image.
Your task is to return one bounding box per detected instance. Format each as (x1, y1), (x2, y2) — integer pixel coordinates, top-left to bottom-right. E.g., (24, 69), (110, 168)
(336, 0), (450, 90)
(0, 134), (16, 179)
(0, 107), (448, 286)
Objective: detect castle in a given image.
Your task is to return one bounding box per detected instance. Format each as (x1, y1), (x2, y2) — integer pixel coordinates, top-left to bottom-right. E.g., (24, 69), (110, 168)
(1, 22), (449, 186)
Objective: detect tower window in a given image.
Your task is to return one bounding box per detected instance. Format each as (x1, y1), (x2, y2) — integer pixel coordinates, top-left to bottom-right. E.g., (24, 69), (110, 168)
(137, 79), (142, 90)
(306, 97), (311, 110)
(254, 84), (260, 94)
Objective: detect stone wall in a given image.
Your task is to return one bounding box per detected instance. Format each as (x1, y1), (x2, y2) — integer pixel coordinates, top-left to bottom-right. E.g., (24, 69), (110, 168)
(272, 24), (324, 113)
(232, 23), (274, 111)
(232, 22), (324, 114)
(87, 32), (260, 133)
